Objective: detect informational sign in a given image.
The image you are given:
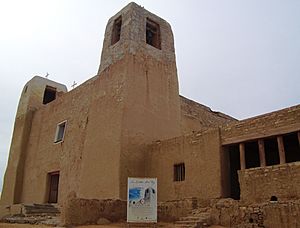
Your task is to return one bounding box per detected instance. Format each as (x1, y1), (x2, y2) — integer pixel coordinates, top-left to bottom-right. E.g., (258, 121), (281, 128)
(127, 177), (157, 223)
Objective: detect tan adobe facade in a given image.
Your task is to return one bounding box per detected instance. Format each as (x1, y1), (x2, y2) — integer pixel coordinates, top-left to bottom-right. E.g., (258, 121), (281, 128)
(0, 2), (300, 226)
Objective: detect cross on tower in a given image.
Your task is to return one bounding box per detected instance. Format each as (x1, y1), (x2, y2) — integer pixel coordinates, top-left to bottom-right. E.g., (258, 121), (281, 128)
(71, 81), (77, 89)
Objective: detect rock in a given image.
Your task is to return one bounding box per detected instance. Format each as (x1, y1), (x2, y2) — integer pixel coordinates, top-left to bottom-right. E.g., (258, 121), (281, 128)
(97, 217), (111, 225)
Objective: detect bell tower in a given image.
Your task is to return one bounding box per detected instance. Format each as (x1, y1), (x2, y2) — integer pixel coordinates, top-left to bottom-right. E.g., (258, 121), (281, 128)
(0, 76), (67, 206)
(98, 2), (176, 74)
(96, 2), (181, 199)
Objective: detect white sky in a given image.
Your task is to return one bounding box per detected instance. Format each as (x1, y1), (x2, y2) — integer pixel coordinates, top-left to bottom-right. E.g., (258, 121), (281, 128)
(0, 0), (299, 191)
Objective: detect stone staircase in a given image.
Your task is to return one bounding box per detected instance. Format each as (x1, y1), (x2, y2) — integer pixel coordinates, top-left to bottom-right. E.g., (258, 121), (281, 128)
(23, 203), (60, 215)
(175, 207), (212, 228)
(2, 203), (60, 226)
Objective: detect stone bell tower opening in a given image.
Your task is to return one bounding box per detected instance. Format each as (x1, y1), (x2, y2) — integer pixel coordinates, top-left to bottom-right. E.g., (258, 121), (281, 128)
(146, 18), (161, 49)
(43, 86), (57, 104)
(111, 16), (122, 45)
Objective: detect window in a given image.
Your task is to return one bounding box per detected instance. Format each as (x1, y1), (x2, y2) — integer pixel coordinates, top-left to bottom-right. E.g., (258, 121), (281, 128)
(146, 18), (161, 49)
(54, 121), (67, 143)
(43, 86), (57, 104)
(111, 16), (122, 45)
(174, 163), (185, 182)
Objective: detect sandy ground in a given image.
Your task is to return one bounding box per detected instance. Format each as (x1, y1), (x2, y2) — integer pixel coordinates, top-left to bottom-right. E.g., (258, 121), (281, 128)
(0, 223), (169, 228)
(0, 223), (227, 228)
(0, 223), (226, 228)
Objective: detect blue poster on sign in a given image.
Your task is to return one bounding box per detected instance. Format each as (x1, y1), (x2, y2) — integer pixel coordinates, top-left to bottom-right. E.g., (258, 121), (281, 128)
(127, 178), (157, 223)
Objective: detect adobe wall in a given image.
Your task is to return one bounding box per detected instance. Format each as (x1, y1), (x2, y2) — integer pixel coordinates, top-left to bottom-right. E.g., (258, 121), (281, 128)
(2, 2), (185, 207)
(0, 77), (67, 206)
(180, 96), (236, 135)
(19, 64), (127, 204)
(98, 3), (182, 200)
(118, 51), (181, 199)
(221, 104), (300, 145)
(98, 2), (176, 74)
(238, 162), (300, 204)
(145, 128), (223, 201)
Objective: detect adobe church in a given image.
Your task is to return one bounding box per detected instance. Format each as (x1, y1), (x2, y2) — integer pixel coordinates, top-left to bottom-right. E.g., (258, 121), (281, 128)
(1, 2), (300, 227)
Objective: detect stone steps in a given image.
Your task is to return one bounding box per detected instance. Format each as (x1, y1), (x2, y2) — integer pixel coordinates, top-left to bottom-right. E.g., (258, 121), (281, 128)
(23, 203), (60, 215)
(4, 215), (50, 225)
(1, 204), (60, 226)
(174, 208), (212, 228)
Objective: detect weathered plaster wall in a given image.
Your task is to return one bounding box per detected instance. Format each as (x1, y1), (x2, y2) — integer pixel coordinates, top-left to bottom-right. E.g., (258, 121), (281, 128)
(98, 2), (175, 74)
(180, 96), (236, 135)
(98, 3), (182, 200)
(20, 64), (127, 204)
(2, 2), (185, 207)
(119, 52), (181, 199)
(221, 104), (300, 145)
(0, 77), (67, 206)
(145, 128), (222, 201)
(238, 162), (300, 204)
(0, 111), (34, 205)
(78, 64), (125, 200)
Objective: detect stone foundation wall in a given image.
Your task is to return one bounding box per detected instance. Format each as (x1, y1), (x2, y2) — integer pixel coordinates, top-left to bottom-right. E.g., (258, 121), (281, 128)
(59, 195), (300, 227)
(158, 198), (210, 222)
(211, 198), (300, 228)
(62, 198), (127, 226)
(61, 196), (209, 225)
(238, 162), (300, 204)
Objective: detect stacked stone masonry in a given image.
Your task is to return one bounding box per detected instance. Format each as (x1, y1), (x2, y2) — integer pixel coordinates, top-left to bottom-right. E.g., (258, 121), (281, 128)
(221, 104), (300, 145)
(239, 162), (300, 203)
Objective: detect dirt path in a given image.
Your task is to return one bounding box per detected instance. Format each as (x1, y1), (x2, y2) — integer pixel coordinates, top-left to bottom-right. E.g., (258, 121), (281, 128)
(0, 223), (227, 227)
(0, 223), (168, 228)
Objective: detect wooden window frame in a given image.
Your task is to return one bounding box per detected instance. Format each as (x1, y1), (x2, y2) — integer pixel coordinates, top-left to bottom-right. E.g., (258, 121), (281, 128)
(174, 163), (185, 182)
(54, 120), (67, 143)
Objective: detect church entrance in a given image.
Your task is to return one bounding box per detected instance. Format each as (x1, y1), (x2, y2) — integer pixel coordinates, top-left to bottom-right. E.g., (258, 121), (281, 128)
(48, 172), (59, 203)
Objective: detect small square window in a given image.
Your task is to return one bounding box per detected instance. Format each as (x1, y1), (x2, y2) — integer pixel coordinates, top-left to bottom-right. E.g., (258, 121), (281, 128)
(146, 18), (161, 49)
(54, 121), (67, 143)
(111, 16), (122, 45)
(174, 163), (185, 182)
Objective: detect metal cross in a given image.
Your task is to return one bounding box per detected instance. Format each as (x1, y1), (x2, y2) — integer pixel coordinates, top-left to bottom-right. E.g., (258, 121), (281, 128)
(71, 81), (77, 89)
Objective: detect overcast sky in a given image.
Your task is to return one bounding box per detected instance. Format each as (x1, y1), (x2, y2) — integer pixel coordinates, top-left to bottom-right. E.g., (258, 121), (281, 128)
(0, 0), (299, 192)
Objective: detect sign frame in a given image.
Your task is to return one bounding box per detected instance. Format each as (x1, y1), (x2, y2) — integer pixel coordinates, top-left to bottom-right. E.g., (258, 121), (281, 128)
(127, 177), (157, 223)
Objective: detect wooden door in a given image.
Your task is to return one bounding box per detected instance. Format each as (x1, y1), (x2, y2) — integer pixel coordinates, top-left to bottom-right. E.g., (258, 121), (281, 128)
(48, 172), (59, 203)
